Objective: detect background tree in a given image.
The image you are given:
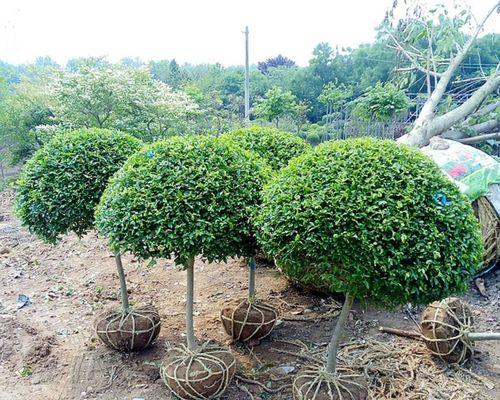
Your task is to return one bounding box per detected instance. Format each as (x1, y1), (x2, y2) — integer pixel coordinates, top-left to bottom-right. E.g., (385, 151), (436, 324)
(318, 81), (353, 124)
(50, 66), (200, 140)
(0, 72), (55, 164)
(257, 54), (296, 75)
(292, 100), (312, 134)
(352, 82), (412, 122)
(254, 86), (297, 127)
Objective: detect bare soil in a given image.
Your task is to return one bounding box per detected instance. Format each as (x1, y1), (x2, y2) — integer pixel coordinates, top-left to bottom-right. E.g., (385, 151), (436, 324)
(0, 189), (499, 400)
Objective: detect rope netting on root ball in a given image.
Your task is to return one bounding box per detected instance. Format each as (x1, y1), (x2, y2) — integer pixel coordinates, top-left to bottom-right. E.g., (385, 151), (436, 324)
(220, 298), (278, 342)
(420, 297), (473, 364)
(473, 196), (499, 267)
(293, 365), (368, 400)
(160, 342), (236, 400)
(420, 297), (500, 364)
(94, 305), (161, 352)
(277, 339), (495, 400)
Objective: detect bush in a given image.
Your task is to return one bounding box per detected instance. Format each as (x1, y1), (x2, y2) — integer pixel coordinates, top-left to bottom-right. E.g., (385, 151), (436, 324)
(257, 138), (483, 307)
(305, 131), (321, 146)
(222, 126), (310, 170)
(16, 128), (142, 243)
(95, 136), (269, 267)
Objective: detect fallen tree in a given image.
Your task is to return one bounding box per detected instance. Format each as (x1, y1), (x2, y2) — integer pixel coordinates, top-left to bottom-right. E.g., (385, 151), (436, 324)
(386, 1), (500, 147)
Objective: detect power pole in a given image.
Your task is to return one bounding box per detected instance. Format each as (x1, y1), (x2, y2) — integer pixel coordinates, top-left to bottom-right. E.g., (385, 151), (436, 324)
(244, 26), (250, 128)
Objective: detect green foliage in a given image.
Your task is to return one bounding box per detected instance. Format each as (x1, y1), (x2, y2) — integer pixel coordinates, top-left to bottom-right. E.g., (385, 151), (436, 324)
(291, 100), (311, 135)
(352, 82), (412, 122)
(254, 86), (297, 127)
(51, 65), (200, 141)
(257, 138), (483, 307)
(305, 131), (321, 146)
(16, 129), (142, 243)
(95, 136), (270, 267)
(0, 74), (55, 165)
(222, 126), (310, 171)
(318, 81), (352, 110)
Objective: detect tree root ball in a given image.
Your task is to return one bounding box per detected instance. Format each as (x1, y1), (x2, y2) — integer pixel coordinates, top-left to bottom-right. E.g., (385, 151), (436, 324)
(220, 298), (278, 342)
(420, 297), (474, 364)
(293, 365), (368, 400)
(94, 305), (161, 352)
(161, 343), (236, 400)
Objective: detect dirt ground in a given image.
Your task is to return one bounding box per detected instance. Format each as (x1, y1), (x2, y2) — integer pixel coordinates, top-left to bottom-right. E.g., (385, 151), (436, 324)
(0, 188), (499, 400)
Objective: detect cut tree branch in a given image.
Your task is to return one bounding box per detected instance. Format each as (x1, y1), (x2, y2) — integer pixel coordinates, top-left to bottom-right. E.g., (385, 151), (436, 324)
(398, 1), (500, 147)
(430, 73), (500, 135)
(386, 32), (443, 78)
(456, 131), (500, 144)
(442, 118), (500, 140)
(474, 101), (500, 117)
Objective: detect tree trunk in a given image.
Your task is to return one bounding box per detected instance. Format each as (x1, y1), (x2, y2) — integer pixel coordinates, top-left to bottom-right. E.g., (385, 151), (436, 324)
(399, 73), (500, 147)
(394, 2), (500, 147)
(248, 256), (256, 299)
(325, 293), (354, 373)
(115, 253), (129, 312)
(186, 257), (196, 350)
(467, 332), (500, 341)
(458, 132), (499, 144)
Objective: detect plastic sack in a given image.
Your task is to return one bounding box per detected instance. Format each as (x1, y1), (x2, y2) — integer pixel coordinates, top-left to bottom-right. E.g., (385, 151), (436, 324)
(421, 138), (500, 202)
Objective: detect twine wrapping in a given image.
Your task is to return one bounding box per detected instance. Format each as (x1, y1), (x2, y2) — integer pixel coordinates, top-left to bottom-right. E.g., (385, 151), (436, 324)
(473, 196), (499, 267)
(220, 298), (278, 342)
(293, 364), (368, 400)
(160, 342), (236, 400)
(94, 305), (161, 352)
(420, 297), (474, 364)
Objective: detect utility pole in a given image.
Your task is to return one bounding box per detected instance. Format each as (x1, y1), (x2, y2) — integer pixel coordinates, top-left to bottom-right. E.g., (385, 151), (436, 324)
(244, 26), (250, 128)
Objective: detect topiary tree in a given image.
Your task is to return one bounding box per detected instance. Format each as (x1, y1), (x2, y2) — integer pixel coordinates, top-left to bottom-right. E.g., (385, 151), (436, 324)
(15, 128), (160, 352)
(256, 138), (483, 399)
(220, 126), (310, 343)
(95, 135), (269, 399)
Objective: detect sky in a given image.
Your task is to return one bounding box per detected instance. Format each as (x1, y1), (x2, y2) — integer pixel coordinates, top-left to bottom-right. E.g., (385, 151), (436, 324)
(0, 0), (497, 67)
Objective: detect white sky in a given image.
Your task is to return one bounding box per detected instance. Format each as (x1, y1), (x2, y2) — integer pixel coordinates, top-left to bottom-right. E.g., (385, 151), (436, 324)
(0, 0), (497, 66)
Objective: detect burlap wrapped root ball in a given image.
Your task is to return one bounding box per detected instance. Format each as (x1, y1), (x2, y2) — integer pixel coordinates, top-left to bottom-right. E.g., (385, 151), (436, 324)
(421, 297), (474, 364)
(95, 305), (161, 352)
(220, 298), (278, 342)
(161, 343), (236, 400)
(293, 365), (368, 400)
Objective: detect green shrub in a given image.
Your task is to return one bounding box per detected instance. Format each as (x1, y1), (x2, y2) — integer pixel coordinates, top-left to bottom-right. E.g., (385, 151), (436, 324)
(305, 131), (321, 146)
(95, 136), (269, 267)
(222, 126), (310, 170)
(257, 138), (483, 307)
(16, 128), (142, 243)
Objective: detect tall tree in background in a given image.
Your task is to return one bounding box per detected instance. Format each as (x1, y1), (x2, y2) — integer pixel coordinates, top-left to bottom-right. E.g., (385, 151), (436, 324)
(257, 55), (296, 74)
(51, 66), (200, 140)
(254, 86), (297, 128)
(318, 81), (353, 123)
(387, 1), (500, 147)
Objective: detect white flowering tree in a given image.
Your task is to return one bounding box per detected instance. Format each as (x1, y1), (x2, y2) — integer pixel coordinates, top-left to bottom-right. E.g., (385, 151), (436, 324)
(50, 66), (201, 140)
